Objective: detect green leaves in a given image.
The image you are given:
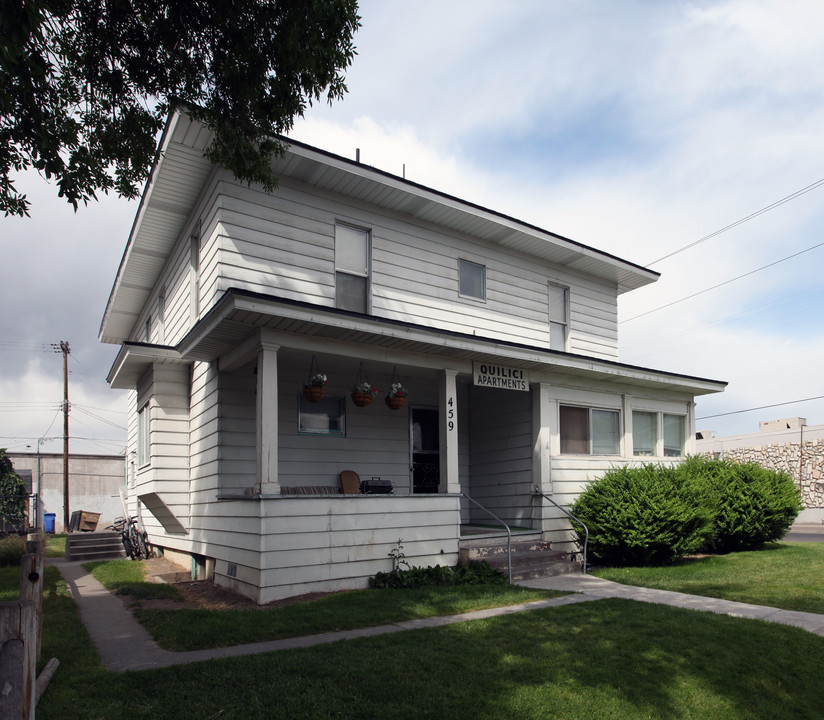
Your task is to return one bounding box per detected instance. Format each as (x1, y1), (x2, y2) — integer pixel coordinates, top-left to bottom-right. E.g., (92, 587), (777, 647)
(572, 456), (801, 566)
(0, 0), (361, 216)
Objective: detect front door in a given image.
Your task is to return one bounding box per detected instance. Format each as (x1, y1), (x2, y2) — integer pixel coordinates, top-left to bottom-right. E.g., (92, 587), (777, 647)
(411, 407), (440, 493)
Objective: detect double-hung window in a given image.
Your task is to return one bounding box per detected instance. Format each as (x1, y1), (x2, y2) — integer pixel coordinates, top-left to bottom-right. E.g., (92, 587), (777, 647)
(459, 259), (485, 300)
(663, 414), (686, 457)
(560, 405), (620, 455)
(335, 224), (370, 313)
(137, 404), (150, 467)
(549, 283), (568, 350)
(632, 411), (657, 456)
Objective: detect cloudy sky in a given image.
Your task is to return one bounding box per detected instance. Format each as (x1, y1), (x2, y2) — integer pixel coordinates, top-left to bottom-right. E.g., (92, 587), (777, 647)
(3, 0), (824, 456)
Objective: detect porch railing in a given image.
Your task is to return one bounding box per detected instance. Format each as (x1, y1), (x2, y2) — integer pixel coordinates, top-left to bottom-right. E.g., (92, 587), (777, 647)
(532, 486), (589, 574)
(460, 493), (512, 584)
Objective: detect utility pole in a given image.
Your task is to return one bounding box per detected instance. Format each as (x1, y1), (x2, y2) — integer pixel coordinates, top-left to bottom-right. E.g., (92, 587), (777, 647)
(60, 341), (70, 532)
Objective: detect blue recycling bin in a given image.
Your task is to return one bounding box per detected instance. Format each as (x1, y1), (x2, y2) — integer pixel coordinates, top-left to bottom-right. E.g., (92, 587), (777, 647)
(44, 513), (56, 534)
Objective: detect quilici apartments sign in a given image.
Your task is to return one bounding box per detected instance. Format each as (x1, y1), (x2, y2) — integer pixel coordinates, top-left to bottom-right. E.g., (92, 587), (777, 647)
(473, 362), (529, 391)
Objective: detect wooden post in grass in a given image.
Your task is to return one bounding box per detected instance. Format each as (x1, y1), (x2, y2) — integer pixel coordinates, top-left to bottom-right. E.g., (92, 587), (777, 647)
(0, 600), (37, 719)
(20, 551), (44, 661)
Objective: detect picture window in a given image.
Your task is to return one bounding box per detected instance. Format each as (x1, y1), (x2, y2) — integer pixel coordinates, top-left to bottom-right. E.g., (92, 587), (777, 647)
(560, 405), (620, 455)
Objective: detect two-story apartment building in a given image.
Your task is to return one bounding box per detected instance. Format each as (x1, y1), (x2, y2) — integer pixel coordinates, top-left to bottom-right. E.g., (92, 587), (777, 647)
(100, 109), (726, 603)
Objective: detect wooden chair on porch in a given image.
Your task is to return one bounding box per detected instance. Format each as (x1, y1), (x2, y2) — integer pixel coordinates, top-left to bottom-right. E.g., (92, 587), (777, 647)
(339, 471), (361, 495)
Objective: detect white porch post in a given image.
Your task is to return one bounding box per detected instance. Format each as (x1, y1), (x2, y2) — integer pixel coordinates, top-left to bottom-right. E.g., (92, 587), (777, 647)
(685, 401), (697, 455)
(256, 338), (280, 494)
(532, 383), (552, 493)
(439, 369), (460, 494)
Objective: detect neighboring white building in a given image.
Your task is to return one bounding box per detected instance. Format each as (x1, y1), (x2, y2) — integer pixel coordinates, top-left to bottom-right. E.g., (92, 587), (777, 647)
(697, 418), (824, 523)
(99, 109), (726, 603)
(6, 452), (126, 533)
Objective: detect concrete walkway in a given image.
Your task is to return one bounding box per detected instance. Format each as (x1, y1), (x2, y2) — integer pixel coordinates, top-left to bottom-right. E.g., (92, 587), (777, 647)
(54, 558), (824, 673)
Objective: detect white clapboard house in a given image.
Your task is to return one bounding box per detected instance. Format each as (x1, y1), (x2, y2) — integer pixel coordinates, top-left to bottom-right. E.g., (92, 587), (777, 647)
(100, 109), (726, 602)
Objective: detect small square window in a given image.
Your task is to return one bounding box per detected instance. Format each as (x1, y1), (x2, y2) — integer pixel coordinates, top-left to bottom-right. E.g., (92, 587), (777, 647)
(459, 259), (485, 300)
(299, 395), (346, 436)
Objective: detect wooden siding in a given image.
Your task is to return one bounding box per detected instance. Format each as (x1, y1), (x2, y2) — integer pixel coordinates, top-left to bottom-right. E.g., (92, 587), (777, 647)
(216, 495), (461, 603)
(132, 364), (191, 535)
(466, 385), (534, 527)
(212, 178), (620, 359)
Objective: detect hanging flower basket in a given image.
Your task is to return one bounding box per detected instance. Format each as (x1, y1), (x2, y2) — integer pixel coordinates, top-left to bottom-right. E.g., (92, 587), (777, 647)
(385, 395), (406, 410)
(303, 355), (327, 403)
(385, 367), (408, 411)
(351, 362), (377, 407)
(352, 391), (373, 407)
(303, 386), (326, 403)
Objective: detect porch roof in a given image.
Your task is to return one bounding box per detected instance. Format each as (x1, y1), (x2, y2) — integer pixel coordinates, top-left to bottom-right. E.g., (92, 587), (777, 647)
(108, 288), (726, 397)
(100, 109), (659, 346)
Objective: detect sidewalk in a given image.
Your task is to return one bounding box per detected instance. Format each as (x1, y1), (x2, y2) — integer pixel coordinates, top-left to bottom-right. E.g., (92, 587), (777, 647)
(54, 558), (824, 673)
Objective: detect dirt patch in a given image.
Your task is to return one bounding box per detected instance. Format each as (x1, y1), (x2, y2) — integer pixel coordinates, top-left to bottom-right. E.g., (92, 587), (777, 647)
(134, 556), (340, 611)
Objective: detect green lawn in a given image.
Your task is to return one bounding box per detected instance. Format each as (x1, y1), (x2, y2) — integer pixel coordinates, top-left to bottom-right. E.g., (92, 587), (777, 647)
(85, 558), (560, 651)
(34, 570), (824, 720)
(593, 542), (824, 614)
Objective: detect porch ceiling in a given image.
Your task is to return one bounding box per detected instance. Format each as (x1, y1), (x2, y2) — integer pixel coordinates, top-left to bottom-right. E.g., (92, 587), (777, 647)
(171, 289), (726, 397)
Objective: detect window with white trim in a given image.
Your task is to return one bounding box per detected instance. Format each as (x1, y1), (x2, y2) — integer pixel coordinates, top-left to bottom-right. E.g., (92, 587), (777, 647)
(663, 414), (686, 457)
(137, 404), (150, 466)
(459, 259), (485, 300)
(299, 395), (346, 436)
(560, 405), (620, 455)
(632, 411), (657, 456)
(335, 224), (370, 313)
(549, 283), (568, 350)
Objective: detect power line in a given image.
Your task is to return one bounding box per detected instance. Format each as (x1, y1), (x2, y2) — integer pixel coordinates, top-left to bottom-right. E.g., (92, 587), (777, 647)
(621, 240), (824, 324)
(646, 177), (824, 266)
(696, 394), (824, 421)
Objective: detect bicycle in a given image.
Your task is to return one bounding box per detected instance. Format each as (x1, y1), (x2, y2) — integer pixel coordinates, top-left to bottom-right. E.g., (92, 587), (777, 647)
(108, 516), (149, 560)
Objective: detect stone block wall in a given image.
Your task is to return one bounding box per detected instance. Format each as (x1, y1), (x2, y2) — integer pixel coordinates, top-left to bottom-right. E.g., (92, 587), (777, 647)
(707, 438), (824, 508)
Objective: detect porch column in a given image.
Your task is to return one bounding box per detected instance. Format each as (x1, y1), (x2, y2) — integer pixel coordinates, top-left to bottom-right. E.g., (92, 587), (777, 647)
(256, 339), (280, 494)
(685, 401), (697, 454)
(439, 369), (460, 494)
(532, 383), (552, 492)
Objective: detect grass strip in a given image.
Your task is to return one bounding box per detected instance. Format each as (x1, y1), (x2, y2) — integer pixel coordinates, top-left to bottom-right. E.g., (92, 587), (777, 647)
(85, 559), (183, 601)
(37, 594), (824, 720)
(593, 541), (824, 614)
(135, 584), (560, 651)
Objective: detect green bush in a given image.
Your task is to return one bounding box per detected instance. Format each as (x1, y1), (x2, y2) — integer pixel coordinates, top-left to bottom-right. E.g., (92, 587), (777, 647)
(679, 456), (802, 553)
(570, 464), (713, 566)
(0, 535), (26, 566)
(370, 560), (506, 589)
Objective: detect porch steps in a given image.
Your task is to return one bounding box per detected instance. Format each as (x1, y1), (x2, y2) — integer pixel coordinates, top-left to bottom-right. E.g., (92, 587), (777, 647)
(66, 531), (126, 562)
(460, 534), (582, 580)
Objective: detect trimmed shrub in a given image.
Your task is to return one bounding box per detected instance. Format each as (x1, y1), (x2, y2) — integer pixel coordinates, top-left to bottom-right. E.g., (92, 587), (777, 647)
(0, 535), (26, 566)
(570, 464), (713, 566)
(679, 456), (802, 553)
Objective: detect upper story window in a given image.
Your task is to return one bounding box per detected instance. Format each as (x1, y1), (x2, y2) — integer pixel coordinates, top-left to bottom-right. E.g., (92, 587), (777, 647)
(459, 259), (485, 300)
(549, 283), (568, 350)
(335, 224), (370, 313)
(560, 405), (620, 455)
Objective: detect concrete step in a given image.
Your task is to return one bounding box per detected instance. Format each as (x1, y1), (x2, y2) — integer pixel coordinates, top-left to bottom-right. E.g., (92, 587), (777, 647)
(460, 536), (582, 580)
(66, 531), (127, 561)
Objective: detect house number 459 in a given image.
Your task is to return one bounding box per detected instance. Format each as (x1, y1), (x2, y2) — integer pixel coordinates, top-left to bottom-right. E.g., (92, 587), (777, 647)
(447, 397), (456, 433)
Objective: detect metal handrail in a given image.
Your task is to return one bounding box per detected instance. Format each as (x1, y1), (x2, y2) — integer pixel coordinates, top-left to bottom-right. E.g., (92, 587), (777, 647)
(532, 486), (589, 573)
(460, 493), (512, 584)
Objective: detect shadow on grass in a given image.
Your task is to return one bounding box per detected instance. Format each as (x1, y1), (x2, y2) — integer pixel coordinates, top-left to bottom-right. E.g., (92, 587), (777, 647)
(39, 596), (824, 720)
